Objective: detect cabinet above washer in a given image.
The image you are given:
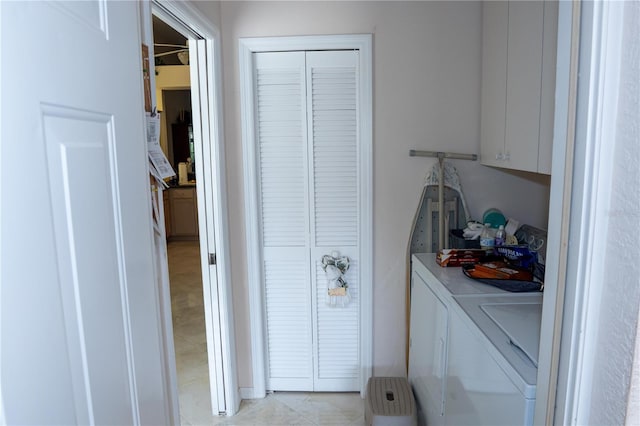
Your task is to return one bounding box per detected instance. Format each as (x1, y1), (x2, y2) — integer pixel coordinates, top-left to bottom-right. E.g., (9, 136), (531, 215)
(480, 1), (558, 175)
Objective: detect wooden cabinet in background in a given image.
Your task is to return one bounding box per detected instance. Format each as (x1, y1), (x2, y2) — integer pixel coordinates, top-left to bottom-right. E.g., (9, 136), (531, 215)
(168, 186), (198, 240)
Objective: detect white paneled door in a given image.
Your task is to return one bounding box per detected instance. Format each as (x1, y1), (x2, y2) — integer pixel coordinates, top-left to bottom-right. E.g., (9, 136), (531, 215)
(254, 50), (360, 392)
(1, 1), (169, 424)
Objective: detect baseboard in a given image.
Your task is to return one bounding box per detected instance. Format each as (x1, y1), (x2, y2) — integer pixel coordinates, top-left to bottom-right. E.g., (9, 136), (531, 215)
(239, 387), (259, 399)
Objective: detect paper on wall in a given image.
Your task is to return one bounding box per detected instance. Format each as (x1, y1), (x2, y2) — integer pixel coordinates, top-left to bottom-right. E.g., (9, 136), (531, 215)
(146, 112), (175, 180)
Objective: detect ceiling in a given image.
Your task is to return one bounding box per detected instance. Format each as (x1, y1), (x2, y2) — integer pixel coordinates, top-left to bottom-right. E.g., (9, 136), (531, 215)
(153, 16), (188, 66)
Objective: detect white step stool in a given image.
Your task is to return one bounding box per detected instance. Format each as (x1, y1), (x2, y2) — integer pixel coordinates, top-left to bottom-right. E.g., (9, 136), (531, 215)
(365, 377), (417, 426)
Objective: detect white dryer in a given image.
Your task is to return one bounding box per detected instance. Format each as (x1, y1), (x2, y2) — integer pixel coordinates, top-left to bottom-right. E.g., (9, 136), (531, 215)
(448, 294), (542, 425)
(409, 254), (542, 426)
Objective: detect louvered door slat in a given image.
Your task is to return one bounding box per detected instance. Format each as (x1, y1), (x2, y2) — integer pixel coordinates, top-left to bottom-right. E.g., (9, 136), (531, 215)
(256, 53), (308, 249)
(264, 254), (313, 390)
(309, 58), (359, 248)
(314, 258), (360, 381)
(264, 259), (311, 380)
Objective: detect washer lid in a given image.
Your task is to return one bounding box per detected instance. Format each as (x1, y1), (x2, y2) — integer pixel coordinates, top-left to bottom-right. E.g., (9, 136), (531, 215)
(481, 302), (542, 367)
(455, 294), (543, 399)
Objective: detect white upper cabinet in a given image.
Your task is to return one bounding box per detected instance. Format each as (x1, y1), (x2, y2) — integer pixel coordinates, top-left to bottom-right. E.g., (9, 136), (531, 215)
(480, 2), (509, 170)
(480, 1), (558, 174)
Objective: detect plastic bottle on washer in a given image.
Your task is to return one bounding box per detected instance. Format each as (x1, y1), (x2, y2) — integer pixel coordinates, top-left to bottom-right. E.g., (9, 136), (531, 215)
(480, 223), (495, 249)
(495, 225), (506, 246)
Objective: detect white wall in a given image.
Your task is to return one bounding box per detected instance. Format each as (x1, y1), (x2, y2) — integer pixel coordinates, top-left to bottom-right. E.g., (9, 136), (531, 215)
(214, 1), (551, 388)
(189, 0), (222, 30)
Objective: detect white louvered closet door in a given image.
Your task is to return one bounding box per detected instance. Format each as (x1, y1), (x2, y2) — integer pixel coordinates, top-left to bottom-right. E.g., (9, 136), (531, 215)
(255, 52), (313, 391)
(254, 50), (359, 392)
(307, 51), (360, 392)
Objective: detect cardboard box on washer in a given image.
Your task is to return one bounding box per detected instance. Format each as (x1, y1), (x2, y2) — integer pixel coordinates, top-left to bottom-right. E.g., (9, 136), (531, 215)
(436, 248), (492, 267)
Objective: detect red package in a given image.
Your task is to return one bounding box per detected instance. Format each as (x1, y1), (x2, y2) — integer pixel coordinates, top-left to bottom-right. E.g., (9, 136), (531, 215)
(436, 249), (492, 267)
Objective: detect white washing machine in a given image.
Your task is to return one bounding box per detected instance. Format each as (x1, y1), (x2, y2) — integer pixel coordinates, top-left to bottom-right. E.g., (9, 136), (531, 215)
(409, 254), (542, 425)
(448, 294), (542, 425)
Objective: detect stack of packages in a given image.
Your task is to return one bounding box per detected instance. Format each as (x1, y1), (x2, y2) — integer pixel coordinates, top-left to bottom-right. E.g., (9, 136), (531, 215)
(436, 218), (543, 291)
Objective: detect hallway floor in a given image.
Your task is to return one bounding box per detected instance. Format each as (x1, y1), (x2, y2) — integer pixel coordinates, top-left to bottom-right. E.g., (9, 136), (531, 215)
(168, 241), (365, 425)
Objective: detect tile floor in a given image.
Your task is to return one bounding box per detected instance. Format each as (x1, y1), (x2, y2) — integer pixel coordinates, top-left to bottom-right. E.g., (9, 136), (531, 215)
(168, 241), (365, 425)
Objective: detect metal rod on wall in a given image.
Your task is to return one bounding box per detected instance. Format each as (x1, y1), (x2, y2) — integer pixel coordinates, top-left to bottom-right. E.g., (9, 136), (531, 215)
(409, 149), (478, 251)
(409, 149), (478, 161)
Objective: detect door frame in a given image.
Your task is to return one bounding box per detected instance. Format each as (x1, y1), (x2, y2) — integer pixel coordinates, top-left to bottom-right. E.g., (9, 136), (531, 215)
(535, 1), (637, 423)
(147, 0), (240, 416)
(550, 1), (634, 423)
(239, 34), (373, 398)
(532, 1), (580, 423)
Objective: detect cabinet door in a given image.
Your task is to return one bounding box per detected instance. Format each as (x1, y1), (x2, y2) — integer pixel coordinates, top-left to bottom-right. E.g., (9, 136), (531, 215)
(445, 309), (528, 425)
(170, 188), (198, 237)
(480, 1), (508, 168)
(537, 0), (559, 175)
(480, 1), (556, 174)
(504, 1), (544, 173)
(408, 272), (448, 426)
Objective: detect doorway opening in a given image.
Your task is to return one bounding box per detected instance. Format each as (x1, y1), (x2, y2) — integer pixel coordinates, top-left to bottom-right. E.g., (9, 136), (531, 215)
(148, 1), (239, 420)
(152, 15), (210, 424)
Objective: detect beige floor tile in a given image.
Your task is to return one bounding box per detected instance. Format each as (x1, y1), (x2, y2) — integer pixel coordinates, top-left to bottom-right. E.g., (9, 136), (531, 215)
(217, 397), (314, 426)
(178, 377), (215, 425)
(169, 241), (214, 425)
(348, 415), (366, 426)
(271, 392), (364, 425)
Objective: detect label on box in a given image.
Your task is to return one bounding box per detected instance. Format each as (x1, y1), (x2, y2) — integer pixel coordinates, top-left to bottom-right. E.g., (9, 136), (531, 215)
(436, 249), (491, 267)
